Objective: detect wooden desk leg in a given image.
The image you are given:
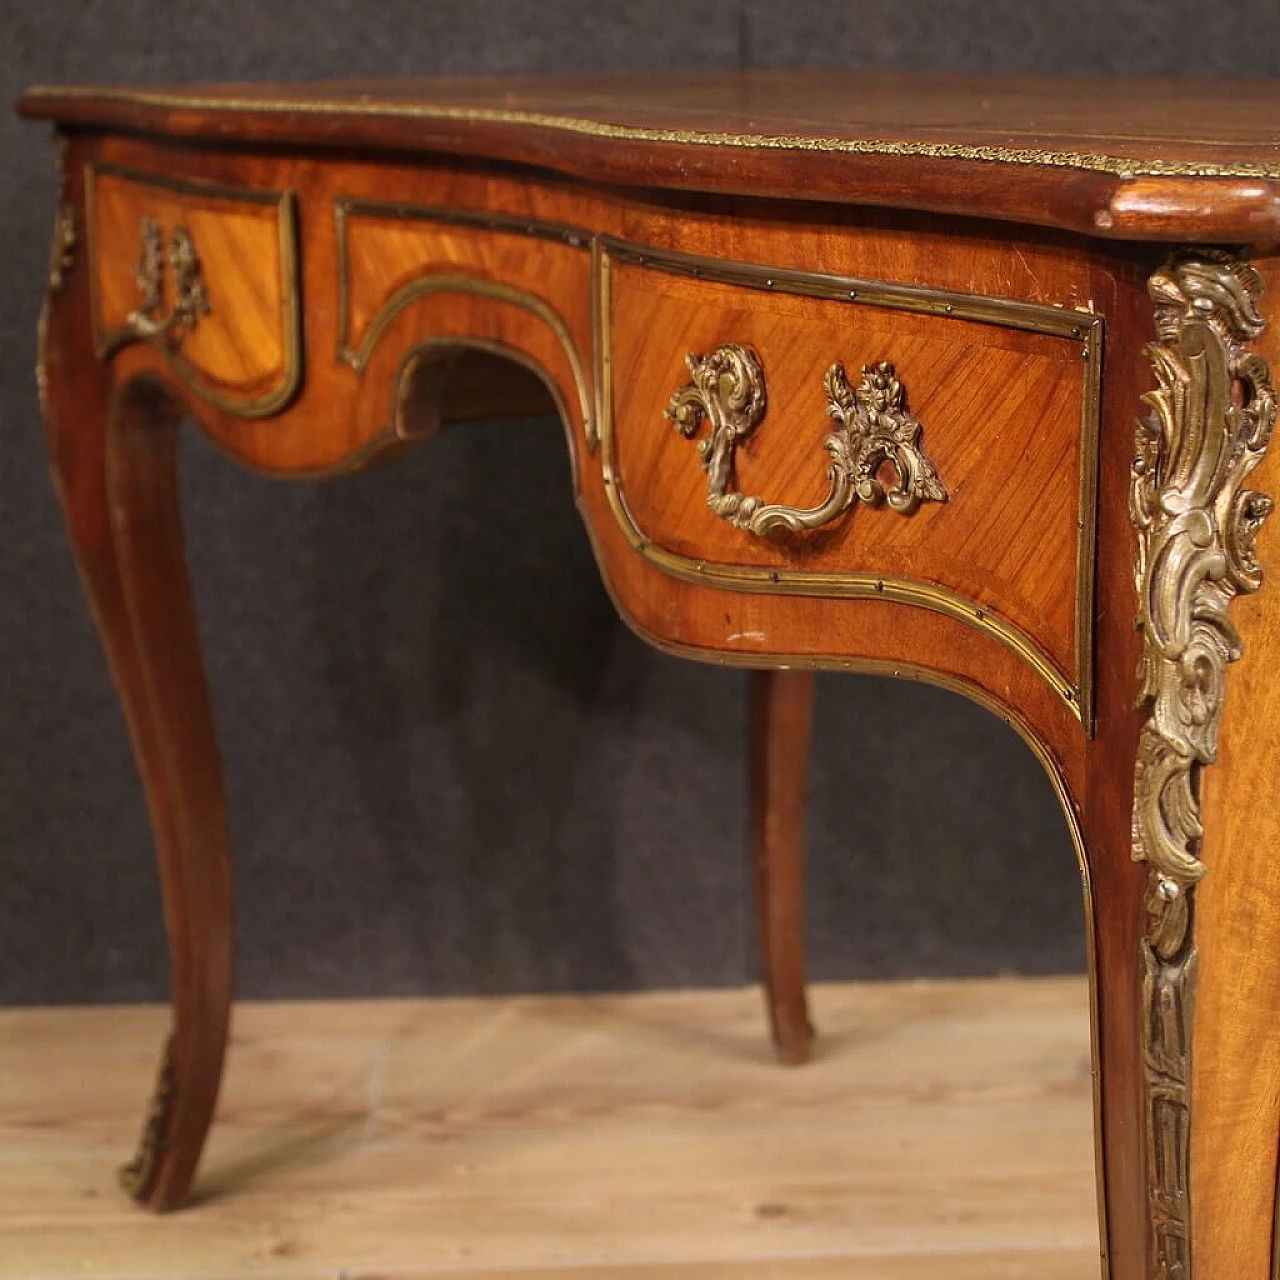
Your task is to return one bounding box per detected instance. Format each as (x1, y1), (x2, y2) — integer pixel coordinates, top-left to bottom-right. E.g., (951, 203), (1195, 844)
(1088, 624), (1280, 1280)
(1082, 249), (1280, 1280)
(41, 243), (232, 1210)
(749, 668), (815, 1064)
(1186, 656), (1280, 1280)
(105, 378), (233, 1211)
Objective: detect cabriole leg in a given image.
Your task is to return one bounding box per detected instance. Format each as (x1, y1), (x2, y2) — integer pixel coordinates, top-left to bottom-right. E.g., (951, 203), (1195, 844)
(104, 377), (233, 1210)
(1090, 247), (1280, 1279)
(42, 230), (232, 1210)
(749, 667), (816, 1064)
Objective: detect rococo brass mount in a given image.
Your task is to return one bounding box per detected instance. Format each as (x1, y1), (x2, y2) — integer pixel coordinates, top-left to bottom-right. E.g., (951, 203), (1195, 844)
(1131, 249), (1276, 1280)
(126, 217), (210, 344)
(666, 345), (947, 537)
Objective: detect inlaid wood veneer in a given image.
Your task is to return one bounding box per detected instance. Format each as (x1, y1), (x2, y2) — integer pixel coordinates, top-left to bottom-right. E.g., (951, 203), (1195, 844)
(22, 72), (1280, 1280)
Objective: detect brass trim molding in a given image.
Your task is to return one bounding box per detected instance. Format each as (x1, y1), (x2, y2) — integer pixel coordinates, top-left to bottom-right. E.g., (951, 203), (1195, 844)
(667, 347), (946, 536)
(334, 194), (591, 250)
(24, 84), (1280, 181)
(596, 237), (1102, 727)
(85, 163), (302, 419)
(1131, 250), (1276, 1280)
(332, 197), (594, 444)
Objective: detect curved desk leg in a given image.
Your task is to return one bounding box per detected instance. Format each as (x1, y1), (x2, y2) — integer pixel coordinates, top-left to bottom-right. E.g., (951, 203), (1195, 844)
(106, 378), (233, 1210)
(1074, 248), (1280, 1280)
(1083, 659), (1280, 1280)
(749, 668), (816, 1065)
(44, 299), (232, 1208)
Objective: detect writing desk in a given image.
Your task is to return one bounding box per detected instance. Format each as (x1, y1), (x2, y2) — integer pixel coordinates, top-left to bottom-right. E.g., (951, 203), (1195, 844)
(19, 73), (1280, 1280)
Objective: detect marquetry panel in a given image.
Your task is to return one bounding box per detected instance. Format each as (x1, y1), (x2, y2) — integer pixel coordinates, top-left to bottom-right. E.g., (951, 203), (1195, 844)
(334, 197), (594, 441)
(86, 164), (299, 417)
(600, 243), (1101, 720)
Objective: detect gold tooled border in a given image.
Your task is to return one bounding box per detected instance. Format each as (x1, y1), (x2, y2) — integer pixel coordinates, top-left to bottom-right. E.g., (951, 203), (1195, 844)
(595, 237), (1102, 729)
(333, 197), (593, 439)
(25, 84), (1280, 182)
(85, 162), (302, 419)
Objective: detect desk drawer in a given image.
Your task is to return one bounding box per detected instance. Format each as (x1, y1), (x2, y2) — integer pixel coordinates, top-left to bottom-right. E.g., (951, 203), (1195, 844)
(86, 163), (300, 417)
(598, 241), (1101, 716)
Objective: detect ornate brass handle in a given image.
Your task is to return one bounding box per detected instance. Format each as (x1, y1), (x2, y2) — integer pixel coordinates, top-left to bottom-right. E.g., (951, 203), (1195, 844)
(665, 344), (947, 538)
(125, 217), (210, 343)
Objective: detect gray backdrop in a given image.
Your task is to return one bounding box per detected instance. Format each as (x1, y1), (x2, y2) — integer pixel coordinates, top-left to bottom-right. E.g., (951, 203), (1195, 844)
(4, 2), (1278, 1006)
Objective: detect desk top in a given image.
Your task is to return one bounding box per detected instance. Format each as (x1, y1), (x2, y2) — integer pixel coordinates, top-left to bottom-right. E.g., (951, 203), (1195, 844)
(19, 72), (1280, 239)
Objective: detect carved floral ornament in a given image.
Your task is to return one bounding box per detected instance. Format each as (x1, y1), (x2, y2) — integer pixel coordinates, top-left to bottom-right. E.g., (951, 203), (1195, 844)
(664, 344), (947, 538)
(1131, 249), (1276, 1280)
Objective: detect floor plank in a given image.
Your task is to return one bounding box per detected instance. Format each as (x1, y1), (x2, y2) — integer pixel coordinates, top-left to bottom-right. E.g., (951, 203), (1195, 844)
(0, 978), (1102, 1280)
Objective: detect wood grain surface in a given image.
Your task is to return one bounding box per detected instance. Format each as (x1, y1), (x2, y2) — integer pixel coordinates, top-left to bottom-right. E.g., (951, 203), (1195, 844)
(37, 123), (1121, 1242)
(606, 254), (1092, 695)
(28, 76), (1280, 1276)
(69, 130), (1111, 754)
(0, 980), (1100, 1280)
(88, 165), (294, 406)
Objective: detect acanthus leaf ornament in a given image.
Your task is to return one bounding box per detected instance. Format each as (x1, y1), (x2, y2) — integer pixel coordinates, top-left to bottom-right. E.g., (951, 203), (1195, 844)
(666, 345), (947, 538)
(1131, 249), (1276, 1280)
(126, 217), (211, 344)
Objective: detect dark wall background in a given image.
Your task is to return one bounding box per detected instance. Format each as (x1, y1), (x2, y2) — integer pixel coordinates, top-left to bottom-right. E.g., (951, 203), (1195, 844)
(4, 2), (1279, 1006)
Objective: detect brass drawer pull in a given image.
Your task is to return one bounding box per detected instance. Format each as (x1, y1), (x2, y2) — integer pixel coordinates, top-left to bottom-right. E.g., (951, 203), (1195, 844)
(665, 344), (947, 537)
(125, 217), (210, 344)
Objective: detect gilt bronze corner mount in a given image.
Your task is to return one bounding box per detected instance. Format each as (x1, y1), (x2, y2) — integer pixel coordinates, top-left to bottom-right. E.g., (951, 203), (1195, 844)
(1131, 248), (1276, 1280)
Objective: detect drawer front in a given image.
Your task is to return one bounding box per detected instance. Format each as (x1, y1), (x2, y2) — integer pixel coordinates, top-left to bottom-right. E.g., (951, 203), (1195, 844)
(86, 164), (300, 417)
(599, 240), (1101, 720)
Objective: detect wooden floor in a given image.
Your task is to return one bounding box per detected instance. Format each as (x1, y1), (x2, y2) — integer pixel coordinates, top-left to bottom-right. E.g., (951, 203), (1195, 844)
(0, 978), (1102, 1280)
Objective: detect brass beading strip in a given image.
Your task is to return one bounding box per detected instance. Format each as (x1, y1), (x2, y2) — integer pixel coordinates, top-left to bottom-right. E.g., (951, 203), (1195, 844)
(26, 84), (1280, 181)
